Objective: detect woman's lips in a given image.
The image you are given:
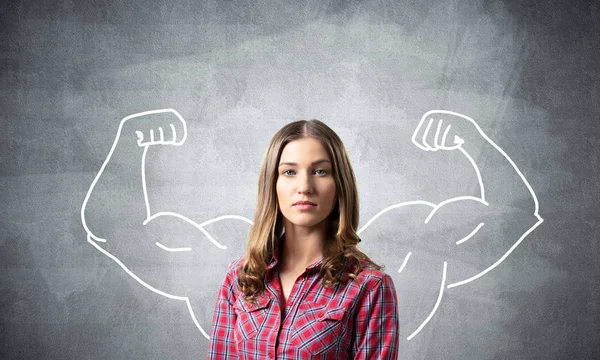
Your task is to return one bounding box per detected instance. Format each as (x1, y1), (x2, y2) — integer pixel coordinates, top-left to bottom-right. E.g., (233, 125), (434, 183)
(294, 204), (316, 210)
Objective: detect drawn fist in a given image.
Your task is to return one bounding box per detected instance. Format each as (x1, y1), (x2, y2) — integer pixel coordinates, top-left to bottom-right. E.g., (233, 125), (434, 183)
(120, 109), (188, 147)
(411, 110), (478, 151)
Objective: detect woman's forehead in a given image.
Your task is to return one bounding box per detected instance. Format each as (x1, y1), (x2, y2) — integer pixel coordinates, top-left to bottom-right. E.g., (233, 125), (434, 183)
(279, 138), (330, 163)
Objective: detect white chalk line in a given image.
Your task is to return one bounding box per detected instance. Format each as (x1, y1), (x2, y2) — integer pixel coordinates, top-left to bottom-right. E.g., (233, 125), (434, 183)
(80, 109), (255, 339)
(81, 109), (187, 243)
(411, 110), (543, 288)
(458, 146), (485, 202)
(357, 200), (437, 235)
(144, 212), (254, 251)
(423, 196), (489, 224)
(455, 222), (485, 245)
(155, 242), (192, 252)
(142, 145), (151, 220)
(398, 252), (412, 273)
(81, 109), (254, 250)
(447, 216), (544, 288)
(407, 261), (447, 341)
(442, 123), (451, 147)
(87, 233), (211, 339)
(414, 110), (542, 217)
(354, 111), (544, 293)
(359, 109), (544, 339)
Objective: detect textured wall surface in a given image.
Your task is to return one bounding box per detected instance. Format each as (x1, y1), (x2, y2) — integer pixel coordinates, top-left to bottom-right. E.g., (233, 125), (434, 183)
(1, 0), (598, 359)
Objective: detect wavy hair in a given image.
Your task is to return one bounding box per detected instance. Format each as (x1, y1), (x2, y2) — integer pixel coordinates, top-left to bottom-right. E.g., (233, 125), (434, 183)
(237, 119), (382, 304)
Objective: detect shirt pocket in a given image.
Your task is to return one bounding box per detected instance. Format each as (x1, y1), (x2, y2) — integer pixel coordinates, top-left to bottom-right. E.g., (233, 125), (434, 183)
(233, 296), (272, 343)
(293, 302), (348, 356)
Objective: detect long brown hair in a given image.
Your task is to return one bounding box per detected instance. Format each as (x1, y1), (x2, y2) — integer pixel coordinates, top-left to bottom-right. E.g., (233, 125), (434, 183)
(238, 119), (382, 304)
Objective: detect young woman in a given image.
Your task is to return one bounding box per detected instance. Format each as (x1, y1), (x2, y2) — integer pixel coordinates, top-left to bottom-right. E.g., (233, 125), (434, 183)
(206, 119), (399, 359)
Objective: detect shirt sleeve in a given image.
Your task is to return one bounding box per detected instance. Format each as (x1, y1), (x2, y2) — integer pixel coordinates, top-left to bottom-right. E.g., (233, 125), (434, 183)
(351, 273), (400, 359)
(206, 260), (239, 359)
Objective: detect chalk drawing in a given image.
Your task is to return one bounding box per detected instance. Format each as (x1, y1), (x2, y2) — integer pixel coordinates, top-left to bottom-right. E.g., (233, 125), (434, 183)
(356, 110), (544, 339)
(81, 109), (543, 342)
(80, 109), (253, 339)
(407, 261), (447, 341)
(398, 252), (412, 274)
(455, 222), (485, 245)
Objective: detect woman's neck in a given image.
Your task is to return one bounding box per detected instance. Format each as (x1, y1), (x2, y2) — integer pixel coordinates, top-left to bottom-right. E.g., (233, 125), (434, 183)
(278, 229), (325, 272)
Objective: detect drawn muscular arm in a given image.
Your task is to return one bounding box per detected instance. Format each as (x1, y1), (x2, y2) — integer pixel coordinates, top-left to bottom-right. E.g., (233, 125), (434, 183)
(411, 110), (544, 286)
(80, 109), (188, 241)
(80, 109), (249, 289)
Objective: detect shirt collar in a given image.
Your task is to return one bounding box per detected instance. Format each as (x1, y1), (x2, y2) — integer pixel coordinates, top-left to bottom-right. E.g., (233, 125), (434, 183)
(266, 233), (283, 270)
(266, 250), (278, 270)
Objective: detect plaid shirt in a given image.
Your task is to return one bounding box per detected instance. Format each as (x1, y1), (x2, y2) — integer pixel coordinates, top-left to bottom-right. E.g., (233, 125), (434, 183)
(206, 249), (400, 359)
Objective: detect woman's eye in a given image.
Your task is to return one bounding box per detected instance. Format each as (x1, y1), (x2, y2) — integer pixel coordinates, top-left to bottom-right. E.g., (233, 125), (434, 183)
(282, 169), (328, 176)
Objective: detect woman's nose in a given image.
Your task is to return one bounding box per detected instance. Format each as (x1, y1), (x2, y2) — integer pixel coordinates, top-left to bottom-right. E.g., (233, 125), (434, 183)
(296, 172), (313, 193)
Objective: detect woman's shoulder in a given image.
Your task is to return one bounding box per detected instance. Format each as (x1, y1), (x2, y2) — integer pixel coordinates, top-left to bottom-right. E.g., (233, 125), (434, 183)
(218, 256), (246, 297)
(348, 259), (395, 287)
(225, 255), (246, 278)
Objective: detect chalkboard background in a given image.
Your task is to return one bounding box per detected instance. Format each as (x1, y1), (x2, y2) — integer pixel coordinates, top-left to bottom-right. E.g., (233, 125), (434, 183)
(1, 0), (598, 359)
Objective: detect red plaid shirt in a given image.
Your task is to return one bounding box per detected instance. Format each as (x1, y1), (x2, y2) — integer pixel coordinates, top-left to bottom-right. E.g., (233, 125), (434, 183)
(206, 249), (400, 359)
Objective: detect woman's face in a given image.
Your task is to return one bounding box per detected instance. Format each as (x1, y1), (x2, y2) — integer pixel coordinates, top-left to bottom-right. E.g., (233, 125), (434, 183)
(276, 137), (337, 231)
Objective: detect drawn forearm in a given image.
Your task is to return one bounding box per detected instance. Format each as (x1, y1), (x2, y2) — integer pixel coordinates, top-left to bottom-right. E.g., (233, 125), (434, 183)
(81, 137), (149, 240)
(459, 133), (539, 214)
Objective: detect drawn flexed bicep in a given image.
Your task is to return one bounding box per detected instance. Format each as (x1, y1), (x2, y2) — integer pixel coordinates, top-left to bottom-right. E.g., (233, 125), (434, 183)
(81, 109), (188, 242)
(81, 109), (252, 340)
(86, 209), (251, 339)
(355, 110), (545, 342)
(417, 198), (540, 287)
(410, 110), (543, 287)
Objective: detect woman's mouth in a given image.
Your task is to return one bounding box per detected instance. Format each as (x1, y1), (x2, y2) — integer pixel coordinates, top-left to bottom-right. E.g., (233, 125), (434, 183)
(294, 204), (315, 210)
(293, 201), (316, 210)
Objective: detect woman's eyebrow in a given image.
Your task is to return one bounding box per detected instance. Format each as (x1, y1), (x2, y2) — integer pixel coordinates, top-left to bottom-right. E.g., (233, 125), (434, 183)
(278, 159), (331, 167)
